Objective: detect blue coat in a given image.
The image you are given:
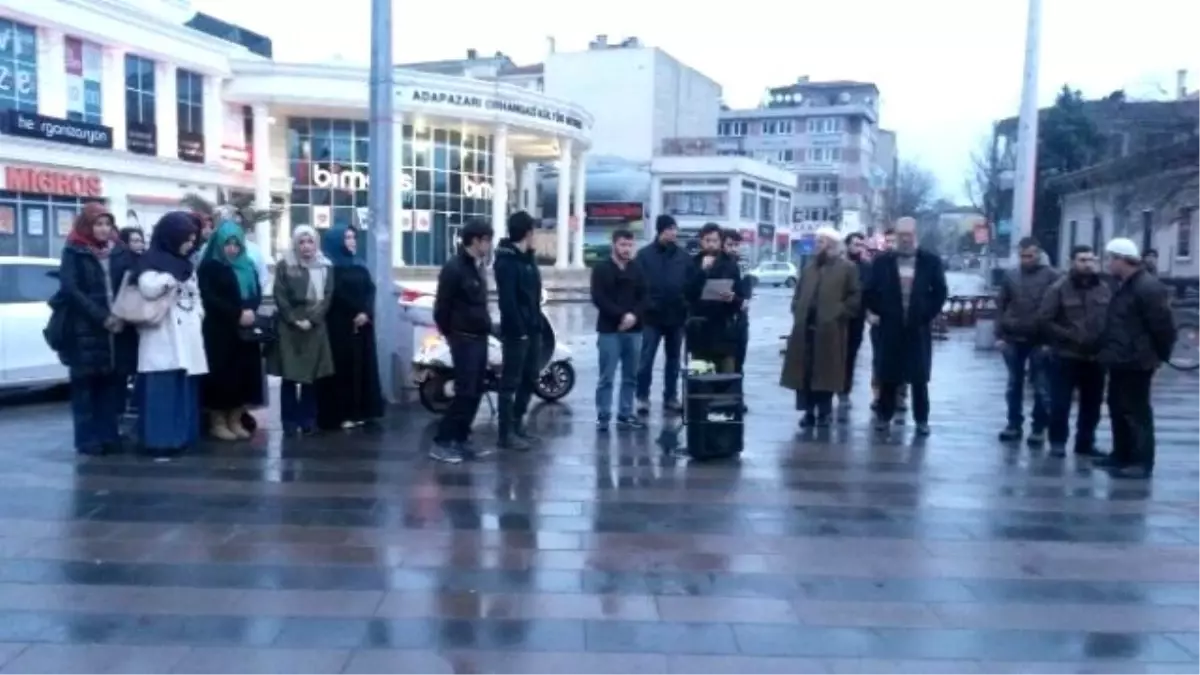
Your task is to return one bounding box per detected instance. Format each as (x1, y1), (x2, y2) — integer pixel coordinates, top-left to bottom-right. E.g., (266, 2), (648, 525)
(56, 243), (138, 378)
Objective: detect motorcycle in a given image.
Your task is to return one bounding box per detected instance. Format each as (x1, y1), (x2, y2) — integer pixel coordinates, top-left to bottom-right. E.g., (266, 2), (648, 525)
(412, 311), (576, 414)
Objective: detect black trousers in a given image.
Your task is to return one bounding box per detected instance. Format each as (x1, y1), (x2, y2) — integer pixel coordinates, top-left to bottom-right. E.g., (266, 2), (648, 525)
(1048, 357), (1105, 449)
(734, 318), (749, 373)
(1107, 368), (1156, 470)
(498, 334), (541, 440)
(844, 318), (865, 394)
(878, 381), (929, 424)
(435, 334), (488, 444)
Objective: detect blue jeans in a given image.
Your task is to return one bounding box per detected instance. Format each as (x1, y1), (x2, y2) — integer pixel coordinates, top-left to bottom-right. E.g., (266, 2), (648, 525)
(596, 332), (642, 420)
(280, 379), (317, 431)
(69, 374), (126, 451)
(1003, 342), (1052, 430)
(635, 324), (683, 403)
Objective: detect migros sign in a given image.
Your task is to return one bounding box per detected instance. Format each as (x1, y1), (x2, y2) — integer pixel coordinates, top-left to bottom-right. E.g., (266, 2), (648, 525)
(311, 165), (494, 199)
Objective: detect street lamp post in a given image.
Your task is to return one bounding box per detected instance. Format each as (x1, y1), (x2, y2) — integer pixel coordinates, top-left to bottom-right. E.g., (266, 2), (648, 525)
(1009, 0), (1043, 263)
(367, 0), (400, 402)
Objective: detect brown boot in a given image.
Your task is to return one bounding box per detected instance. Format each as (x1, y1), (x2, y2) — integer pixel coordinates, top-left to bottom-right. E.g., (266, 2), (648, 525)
(209, 411), (237, 441)
(227, 409), (252, 439)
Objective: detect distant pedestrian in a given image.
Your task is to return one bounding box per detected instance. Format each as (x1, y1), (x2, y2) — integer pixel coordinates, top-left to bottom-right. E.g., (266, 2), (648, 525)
(863, 217), (948, 436)
(684, 223), (746, 374)
(119, 227), (146, 256)
(1038, 245), (1110, 458)
(493, 211), (544, 451)
(841, 231), (872, 412)
(995, 236), (1060, 447)
(781, 227), (861, 427)
(1142, 248), (1159, 276)
(429, 219), (496, 464)
(634, 215), (691, 415)
(590, 228), (648, 431)
(722, 229), (752, 377)
(1094, 238), (1177, 479)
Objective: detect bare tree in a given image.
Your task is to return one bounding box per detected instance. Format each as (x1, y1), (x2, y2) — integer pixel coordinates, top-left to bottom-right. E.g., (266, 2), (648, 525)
(180, 190), (278, 227)
(964, 131), (1005, 245)
(892, 160), (938, 219)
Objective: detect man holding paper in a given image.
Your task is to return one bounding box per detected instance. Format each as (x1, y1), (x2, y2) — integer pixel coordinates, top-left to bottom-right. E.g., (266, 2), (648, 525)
(683, 223), (746, 373)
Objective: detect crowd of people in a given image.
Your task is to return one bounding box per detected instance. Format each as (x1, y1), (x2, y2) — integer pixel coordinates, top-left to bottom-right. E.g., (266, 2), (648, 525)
(51, 206), (384, 459)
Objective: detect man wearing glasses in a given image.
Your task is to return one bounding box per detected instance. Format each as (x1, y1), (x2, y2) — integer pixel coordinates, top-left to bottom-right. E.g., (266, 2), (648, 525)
(995, 236), (1060, 448)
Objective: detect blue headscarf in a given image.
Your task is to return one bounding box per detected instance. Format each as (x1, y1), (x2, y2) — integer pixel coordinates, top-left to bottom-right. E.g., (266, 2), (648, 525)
(204, 220), (258, 299)
(321, 225), (364, 268)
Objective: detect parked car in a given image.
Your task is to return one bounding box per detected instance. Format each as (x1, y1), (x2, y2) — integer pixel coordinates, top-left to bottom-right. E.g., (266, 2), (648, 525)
(745, 261), (798, 288)
(0, 257), (66, 390)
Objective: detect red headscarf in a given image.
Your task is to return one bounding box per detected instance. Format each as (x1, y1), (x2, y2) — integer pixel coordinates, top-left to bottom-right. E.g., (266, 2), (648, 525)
(66, 202), (115, 253)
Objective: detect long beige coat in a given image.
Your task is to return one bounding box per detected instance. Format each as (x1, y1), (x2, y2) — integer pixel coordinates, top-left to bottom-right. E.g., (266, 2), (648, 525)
(779, 256), (861, 393)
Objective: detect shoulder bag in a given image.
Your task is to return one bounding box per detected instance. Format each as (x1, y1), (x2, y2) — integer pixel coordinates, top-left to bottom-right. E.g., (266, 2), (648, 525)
(112, 272), (172, 325)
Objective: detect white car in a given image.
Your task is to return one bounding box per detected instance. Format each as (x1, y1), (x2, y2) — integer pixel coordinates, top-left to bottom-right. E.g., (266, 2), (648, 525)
(0, 257), (67, 390)
(746, 261), (799, 288)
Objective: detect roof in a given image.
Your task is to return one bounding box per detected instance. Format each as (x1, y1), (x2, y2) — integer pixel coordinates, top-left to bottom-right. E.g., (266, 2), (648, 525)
(396, 55), (544, 78)
(773, 79), (879, 92)
(1045, 131), (1199, 193)
(995, 97), (1198, 136)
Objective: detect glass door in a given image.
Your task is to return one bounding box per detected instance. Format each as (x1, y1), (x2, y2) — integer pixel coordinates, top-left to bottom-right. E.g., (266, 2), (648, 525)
(50, 205), (79, 260)
(22, 204), (50, 259)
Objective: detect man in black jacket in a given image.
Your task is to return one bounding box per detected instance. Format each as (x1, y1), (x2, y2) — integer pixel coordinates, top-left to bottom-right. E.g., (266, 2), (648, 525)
(1094, 238), (1177, 479)
(634, 215), (692, 414)
(722, 229), (751, 374)
(590, 228), (648, 430)
(685, 223), (746, 373)
(492, 211), (543, 451)
(430, 219), (495, 464)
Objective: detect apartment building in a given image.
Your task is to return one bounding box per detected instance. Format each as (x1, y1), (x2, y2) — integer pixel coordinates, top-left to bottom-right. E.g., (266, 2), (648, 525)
(714, 77), (889, 231)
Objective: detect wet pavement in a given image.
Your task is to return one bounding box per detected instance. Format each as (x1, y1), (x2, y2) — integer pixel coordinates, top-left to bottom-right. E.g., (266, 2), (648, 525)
(0, 286), (1196, 673)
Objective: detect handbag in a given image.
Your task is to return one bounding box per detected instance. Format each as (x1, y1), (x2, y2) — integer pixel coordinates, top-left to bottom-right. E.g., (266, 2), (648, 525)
(112, 272), (171, 325)
(238, 313), (278, 343)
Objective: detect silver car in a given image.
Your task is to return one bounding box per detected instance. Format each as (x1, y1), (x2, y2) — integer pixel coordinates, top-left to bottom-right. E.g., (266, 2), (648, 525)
(746, 261), (798, 288)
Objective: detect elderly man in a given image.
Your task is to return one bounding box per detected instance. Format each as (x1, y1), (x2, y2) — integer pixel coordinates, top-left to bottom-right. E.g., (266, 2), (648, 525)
(780, 227), (861, 427)
(863, 217), (948, 436)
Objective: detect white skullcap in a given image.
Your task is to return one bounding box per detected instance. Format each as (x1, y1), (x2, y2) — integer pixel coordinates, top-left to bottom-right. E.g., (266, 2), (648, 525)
(1105, 237), (1140, 259)
(815, 226), (841, 242)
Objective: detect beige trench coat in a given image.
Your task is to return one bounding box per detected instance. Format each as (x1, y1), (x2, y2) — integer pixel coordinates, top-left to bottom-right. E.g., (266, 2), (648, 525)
(779, 256), (861, 393)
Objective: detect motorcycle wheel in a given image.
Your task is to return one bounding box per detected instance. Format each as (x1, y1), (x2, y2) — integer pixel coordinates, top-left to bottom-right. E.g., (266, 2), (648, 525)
(419, 374), (455, 414)
(535, 361), (576, 402)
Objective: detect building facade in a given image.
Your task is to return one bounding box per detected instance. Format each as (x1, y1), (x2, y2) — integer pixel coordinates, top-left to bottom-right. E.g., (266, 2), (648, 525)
(0, 0), (595, 267)
(714, 77), (888, 231)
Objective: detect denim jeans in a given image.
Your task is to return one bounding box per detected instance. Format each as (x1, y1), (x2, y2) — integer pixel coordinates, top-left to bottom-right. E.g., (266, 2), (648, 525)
(69, 374), (126, 451)
(280, 379), (317, 431)
(1003, 342), (1052, 430)
(596, 332), (642, 420)
(635, 324), (683, 402)
(1048, 357), (1106, 449)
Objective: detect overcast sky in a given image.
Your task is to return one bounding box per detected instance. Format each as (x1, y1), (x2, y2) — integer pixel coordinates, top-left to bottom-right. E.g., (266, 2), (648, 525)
(193, 0), (1198, 202)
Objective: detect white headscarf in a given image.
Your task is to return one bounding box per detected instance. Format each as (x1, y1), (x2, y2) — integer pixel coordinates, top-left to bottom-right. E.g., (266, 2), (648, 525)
(285, 225), (331, 302)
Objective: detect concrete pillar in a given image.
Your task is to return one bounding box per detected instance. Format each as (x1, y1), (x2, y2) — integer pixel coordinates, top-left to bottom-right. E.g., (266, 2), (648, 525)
(571, 152), (587, 268)
(202, 75), (223, 164)
(555, 139), (573, 269)
(37, 28), (66, 119)
(390, 111), (406, 267)
(491, 125), (509, 239)
(101, 47), (126, 150)
(154, 61), (177, 160)
(252, 103), (272, 259)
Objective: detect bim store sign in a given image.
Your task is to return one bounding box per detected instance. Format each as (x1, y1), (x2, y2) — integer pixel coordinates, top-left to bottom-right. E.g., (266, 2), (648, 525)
(311, 165), (494, 199)
(2, 109), (113, 149)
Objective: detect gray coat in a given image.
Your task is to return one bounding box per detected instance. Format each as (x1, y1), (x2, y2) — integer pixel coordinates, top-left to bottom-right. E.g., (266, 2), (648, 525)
(995, 264), (1060, 344)
(266, 261), (334, 383)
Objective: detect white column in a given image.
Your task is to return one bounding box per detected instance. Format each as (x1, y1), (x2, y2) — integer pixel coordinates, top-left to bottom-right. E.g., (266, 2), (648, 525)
(101, 48), (126, 150)
(37, 28), (66, 118)
(154, 61), (177, 160)
(202, 75), (223, 164)
(391, 111), (406, 267)
(491, 124), (509, 239)
(517, 161), (536, 213)
(252, 103), (272, 259)
(1010, 0), (1043, 261)
(555, 139), (573, 269)
(571, 151), (587, 268)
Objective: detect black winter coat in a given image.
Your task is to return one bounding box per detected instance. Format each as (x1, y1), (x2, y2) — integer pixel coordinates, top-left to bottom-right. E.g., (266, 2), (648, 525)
(862, 250), (948, 385)
(684, 252), (746, 359)
(1098, 269), (1177, 371)
(493, 239), (542, 340)
(634, 241), (692, 328)
(434, 249), (492, 337)
(56, 243), (138, 378)
(197, 259), (264, 410)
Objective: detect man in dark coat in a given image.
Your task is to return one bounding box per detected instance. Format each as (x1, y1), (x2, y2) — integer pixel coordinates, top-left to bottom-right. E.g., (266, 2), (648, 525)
(684, 223), (745, 372)
(1094, 237), (1176, 479)
(492, 211), (544, 451)
(863, 217), (948, 436)
(841, 231), (872, 412)
(721, 229), (752, 374)
(634, 215), (692, 414)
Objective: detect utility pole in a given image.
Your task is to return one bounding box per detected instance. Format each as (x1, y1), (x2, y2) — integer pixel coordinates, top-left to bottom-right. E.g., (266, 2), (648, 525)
(1009, 0), (1042, 264)
(367, 0), (399, 402)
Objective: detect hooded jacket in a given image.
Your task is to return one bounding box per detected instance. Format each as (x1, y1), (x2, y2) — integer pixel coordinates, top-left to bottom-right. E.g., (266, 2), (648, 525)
(492, 238), (543, 340)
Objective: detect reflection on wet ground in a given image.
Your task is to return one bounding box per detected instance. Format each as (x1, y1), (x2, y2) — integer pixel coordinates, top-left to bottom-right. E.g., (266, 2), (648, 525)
(0, 288), (1195, 673)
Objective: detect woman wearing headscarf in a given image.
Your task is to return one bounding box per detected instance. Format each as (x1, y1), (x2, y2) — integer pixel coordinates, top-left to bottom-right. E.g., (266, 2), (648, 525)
(56, 203), (138, 455)
(197, 220), (265, 441)
(316, 225), (383, 430)
(267, 225), (334, 435)
(132, 212), (208, 457)
(118, 227), (146, 255)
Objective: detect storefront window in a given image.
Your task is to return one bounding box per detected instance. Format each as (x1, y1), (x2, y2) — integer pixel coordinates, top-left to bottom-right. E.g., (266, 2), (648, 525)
(286, 117), (493, 265)
(0, 191), (103, 259)
(663, 191), (725, 218)
(65, 36), (102, 124)
(739, 189), (756, 220)
(0, 19), (38, 114)
(124, 54), (156, 155)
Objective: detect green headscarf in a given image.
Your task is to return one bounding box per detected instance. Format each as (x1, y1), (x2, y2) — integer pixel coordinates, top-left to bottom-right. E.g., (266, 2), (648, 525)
(205, 220), (258, 299)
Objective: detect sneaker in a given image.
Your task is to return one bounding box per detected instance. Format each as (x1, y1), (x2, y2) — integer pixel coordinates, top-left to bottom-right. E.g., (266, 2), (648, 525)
(459, 439), (495, 459)
(513, 426), (538, 442)
(799, 413), (817, 428)
(1073, 444), (1102, 458)
(1049, 443), (1067, 458)
(635, 399), (650, 415)
(617, 415), (647, 430)
(498, 435), (532, 452)
(664, 399), (683, 414)
(915, 423), (931, 437)
(1026, 429), (1046, 448)
(998, 426), (1023, 442)
(596, 417), (610, 432)
(341, 420), (357, 430)
(428, 442), (465, 465)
